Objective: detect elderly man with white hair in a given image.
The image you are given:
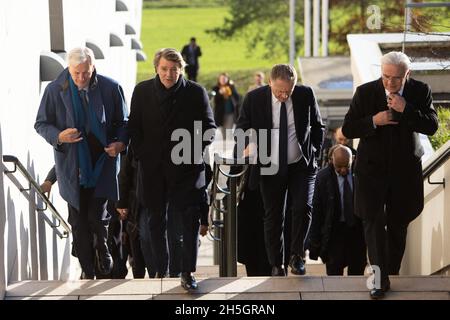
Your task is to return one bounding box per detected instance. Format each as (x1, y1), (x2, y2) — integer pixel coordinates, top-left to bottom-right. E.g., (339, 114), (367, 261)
(35, 47), (128, 279)
(342, 51), (438, 299)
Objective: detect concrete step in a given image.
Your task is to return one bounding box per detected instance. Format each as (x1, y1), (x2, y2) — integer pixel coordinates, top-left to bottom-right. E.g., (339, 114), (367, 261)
(5, 276), (450, 300)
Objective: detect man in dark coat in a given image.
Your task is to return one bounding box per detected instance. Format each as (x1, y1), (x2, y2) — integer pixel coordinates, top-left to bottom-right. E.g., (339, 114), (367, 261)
(35, 47), (128, 279)
(128, 48), (216, 290)
(309, 145), (367, 275)
(181, 37), (202, 82)
(236, 64), (325, 276)
(342, 51), (438, 299)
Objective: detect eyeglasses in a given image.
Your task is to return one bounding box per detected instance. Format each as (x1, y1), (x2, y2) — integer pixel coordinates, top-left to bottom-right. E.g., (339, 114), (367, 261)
(381, 74), (406, 82)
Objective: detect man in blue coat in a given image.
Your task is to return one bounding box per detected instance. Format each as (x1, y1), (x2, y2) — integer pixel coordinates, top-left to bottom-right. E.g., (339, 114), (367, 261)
(35, 47), (128, 279)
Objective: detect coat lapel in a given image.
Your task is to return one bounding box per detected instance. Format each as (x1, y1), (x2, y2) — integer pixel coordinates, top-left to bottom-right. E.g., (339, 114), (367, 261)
(291, 88), (307, 144)
(88, 88), (106, 124)
(60, 86), (75, 127)
(375, 78), (388, 113)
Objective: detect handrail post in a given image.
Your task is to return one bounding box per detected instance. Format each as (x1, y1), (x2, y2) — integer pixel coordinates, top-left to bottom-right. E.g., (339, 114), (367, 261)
(225, 175), (238, 277)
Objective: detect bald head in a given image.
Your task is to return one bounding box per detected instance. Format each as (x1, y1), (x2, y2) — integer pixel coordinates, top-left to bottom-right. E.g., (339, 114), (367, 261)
(331, 145), (352, 176)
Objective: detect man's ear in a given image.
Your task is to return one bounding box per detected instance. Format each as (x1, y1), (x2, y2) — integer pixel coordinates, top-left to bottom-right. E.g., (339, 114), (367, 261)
(405, 69), (411, 79)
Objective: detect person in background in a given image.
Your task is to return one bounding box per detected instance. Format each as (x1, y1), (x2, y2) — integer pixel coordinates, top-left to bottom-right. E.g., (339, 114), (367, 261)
(342, 51), (438, 299)
(181, 37), (202, 82)
(247, 71), (266, 92)
(309, 145), (367, 276)
(212, 72), (240, 140)
(116, 149), (154, 278)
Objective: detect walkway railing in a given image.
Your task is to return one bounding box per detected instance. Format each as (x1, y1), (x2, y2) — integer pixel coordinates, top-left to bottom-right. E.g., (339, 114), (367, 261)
(2, 155), (70, 238)
(209, 153), (249, 277)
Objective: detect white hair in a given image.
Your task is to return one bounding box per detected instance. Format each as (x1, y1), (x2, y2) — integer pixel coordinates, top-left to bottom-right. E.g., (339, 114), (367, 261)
(381, 51), (411, 71)
(67, 47), (95, 67)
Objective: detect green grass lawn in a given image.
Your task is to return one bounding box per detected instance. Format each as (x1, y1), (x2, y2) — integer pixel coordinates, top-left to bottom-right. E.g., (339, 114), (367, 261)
(138, 7), (280, 93)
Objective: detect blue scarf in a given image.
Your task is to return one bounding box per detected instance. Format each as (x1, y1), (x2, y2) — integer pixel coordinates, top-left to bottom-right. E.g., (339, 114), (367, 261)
(68, 75), (107, 188)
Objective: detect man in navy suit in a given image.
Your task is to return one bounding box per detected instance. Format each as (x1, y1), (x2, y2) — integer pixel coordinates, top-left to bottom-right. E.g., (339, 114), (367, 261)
(236, 64), (325, 276)
(35, 47), (128, 279)
(309, 145), (367, 276)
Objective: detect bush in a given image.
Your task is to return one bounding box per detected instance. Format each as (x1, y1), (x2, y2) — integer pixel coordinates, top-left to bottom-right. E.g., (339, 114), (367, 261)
(429, 106), (450, 150)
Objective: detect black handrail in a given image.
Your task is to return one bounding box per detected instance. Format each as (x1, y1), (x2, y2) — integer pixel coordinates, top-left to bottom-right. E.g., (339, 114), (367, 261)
(209, 153), (249, 277)
(422, 142), (450, 188)
(2, 155), (71, 238)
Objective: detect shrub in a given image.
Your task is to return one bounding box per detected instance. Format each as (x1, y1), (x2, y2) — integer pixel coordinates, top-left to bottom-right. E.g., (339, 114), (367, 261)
(429, 106), (450, 150)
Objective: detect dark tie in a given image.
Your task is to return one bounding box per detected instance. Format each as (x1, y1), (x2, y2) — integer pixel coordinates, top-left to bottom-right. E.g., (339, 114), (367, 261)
(79, 90), (90, 133)
(278, 102), (288, 176)
(343, 174), (355, 227)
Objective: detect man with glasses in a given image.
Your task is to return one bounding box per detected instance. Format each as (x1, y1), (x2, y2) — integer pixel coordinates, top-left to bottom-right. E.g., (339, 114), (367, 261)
(342, 51), (438, 299)
(236, 64), (325, 277)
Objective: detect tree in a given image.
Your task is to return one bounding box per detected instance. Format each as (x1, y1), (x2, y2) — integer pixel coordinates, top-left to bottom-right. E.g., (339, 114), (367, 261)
(207, 0), (438, 59)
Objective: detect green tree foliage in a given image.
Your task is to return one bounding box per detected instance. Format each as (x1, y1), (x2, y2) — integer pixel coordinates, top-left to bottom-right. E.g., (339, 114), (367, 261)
(429, 107), (450, 150)
(207, 0), (441, 59)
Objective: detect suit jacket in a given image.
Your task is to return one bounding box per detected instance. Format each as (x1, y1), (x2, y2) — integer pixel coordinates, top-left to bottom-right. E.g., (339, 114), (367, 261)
(128, 76), (216, 211)
(35, 68), (129, 210)
(236, 85), (325, 189)
(309, 165), (362, 262)
(342, 78), (438, 223)
(181, 45), (202, 68)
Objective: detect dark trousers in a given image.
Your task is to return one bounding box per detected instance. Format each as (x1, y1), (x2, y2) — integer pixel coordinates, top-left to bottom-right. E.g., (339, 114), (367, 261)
(167, 204), (201, 274)
(363, 207), (408, 285)
(325, 222), (367, 276)
(67, 187), (110, 278)
(185, 65), (198, 82)
(126, 219), (149, 278)
(260, 159), (316, 267)
(139, 207), (167, 275)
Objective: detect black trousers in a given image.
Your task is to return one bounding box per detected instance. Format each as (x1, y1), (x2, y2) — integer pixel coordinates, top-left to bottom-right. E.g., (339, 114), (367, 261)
(363, 206), (408, 286)
(68, 187), (110, 278)
(167, 204), (201, 274)
(185, 65), (199, 82)
(260, 159), (316, 267)
(325, 221), (367, 276)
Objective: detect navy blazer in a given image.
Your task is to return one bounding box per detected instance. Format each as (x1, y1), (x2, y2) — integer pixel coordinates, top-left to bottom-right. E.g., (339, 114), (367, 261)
(236, 85), (325, 189)
(35, 68), (129, 210)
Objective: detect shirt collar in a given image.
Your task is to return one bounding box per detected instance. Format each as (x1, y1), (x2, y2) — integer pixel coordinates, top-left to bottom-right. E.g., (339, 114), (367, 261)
(385, 84), (404, 97)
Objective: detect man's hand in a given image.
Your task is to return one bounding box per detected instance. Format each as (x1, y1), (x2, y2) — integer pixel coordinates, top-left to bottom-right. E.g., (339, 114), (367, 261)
(40, 180), (53, 197)
(104, 142), (126, 157)
(116, 208), (128, 221)
(58, 128), (82, 144)
(387, 93), (406, 113)
(372, 111), (398, 126)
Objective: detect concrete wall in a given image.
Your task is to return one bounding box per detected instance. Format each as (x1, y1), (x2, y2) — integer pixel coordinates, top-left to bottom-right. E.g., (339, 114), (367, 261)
(0, 0), (143, 299)
(401, 141), (450, 275)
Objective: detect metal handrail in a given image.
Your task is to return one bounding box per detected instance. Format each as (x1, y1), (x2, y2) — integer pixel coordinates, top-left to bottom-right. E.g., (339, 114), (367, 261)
(422, 142), (450, 188)
(209, 153), (249, 277)
(2, 155), (71, 238)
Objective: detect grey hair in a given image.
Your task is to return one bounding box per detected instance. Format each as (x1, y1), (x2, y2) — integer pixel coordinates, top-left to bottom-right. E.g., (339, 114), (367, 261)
(381, 51), (411, 71)
(270, 64), (297, 84)
(67, 47), (95, 67)
(153, 48), (186, 69)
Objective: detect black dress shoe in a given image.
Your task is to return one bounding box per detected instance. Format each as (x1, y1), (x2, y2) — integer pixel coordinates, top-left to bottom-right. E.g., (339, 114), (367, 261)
(181, 272), (198, 290)
(370, 281), (391, 299)
(97, 250), (113, 275)
(156, 271), (168, 278)
(289, 255), (306, 275)
(271, 266), (286, 277)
